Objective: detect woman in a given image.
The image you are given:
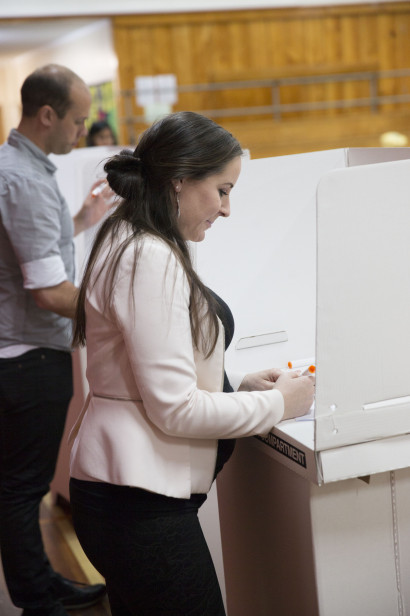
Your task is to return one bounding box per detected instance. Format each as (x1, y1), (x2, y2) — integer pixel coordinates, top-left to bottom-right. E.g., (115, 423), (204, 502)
(86, 119), (117, 146)
(69, 111), (314, 616)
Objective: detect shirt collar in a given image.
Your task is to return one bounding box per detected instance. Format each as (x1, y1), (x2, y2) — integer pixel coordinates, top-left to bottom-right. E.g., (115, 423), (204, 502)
(8, 128), (57, 174)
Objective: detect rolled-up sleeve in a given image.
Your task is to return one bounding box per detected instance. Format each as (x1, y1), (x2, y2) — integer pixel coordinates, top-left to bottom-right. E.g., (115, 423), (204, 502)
(21, 255), (67, 289)
(1, 175), (69, 289)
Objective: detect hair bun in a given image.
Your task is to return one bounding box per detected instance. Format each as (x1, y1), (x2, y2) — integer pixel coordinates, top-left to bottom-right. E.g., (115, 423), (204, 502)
(104, 149), (143, 199)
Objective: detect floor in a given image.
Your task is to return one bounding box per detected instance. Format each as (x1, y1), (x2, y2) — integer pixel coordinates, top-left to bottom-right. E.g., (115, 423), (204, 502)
(0, 493), (111, 616)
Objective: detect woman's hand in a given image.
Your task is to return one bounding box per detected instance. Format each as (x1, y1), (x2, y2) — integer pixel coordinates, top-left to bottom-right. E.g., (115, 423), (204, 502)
(238, 368), (283, 392)
(238, 367), (315, 420)
(274, 371), (315, 420)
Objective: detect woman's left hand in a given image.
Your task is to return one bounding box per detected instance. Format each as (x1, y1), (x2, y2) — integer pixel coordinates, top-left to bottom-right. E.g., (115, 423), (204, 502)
(238, 368), (284, 392)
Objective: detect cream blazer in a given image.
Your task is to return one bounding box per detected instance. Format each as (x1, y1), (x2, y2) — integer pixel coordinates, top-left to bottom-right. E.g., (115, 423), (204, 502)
(69, 231), (285, 498)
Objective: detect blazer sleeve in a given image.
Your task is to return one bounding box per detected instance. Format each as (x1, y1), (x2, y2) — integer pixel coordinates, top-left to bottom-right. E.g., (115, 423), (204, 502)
(111, 236), (285, 439)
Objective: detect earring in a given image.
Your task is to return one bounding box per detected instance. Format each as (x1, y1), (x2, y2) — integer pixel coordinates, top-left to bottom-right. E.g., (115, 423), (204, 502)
(176, 193), (180, 218)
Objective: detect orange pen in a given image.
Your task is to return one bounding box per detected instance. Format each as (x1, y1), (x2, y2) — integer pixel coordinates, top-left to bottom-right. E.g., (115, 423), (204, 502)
(287, 361), (315, 375)
(301, 365), (316, 376)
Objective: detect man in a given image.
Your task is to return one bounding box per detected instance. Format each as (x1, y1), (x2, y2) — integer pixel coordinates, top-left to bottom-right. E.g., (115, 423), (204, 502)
(0, 64), (109, 615)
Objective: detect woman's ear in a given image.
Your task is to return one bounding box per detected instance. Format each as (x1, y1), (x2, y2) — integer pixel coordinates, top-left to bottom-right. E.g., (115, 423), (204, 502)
(172, 178), (183, 192)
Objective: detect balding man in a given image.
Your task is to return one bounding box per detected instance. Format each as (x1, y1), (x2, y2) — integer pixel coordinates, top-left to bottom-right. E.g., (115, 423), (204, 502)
(0, 64), (108, 616)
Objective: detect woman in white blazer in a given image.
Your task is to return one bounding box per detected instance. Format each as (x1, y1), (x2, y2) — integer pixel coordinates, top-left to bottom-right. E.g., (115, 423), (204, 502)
(69, 111), (314, 616)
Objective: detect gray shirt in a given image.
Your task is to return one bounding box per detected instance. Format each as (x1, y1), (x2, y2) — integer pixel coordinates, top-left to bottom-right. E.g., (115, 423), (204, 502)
(0, 129), (75, 352)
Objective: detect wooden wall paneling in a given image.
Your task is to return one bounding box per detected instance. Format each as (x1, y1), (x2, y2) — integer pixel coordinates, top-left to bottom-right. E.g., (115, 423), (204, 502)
(214, 19), (231, 75)
(193, 21), (214, 112)
(283, 17), (303, 65)
(267, 17), (286, 67)
(191, 22), (215, 114)
(322, 16), (343, 117)
(209, 20), (230, 114)
(239, 19), (273, 118)
(269, 18), (292, 118)
(113, 25), (133, 144)
(340, 16), (359, 108)
(124, 27), (142, 140)
(112, 4), (410, 156)
(376, 10), (410, 113)
(357, 13), (377, 62)
(397, 12), (410, 68)
(341, 15), (379, 113)
(154, 23), (165, 70)
(267, 18), (295, 118)
(131, 25), (157, 140)
(396, 15), (410, 112)
(171, 24), (199, 112)
(189, 20), (216, 104)
(377, 11), (396, 112)
(248, 19), (269, 68)
(226, 18), (249, 73)
(154, 24), (175, 77)
(392, 12), (410, 113)
(392, 11), (408, 67)
(222, 110), (410, 158)
(357, 13), (377, 113)
(132, 25), (155, 77)
(222, 20), (256, 119)
(389, 12), (403, 112)
(171, 24), (191, 82)
(303, 17), (328, 118)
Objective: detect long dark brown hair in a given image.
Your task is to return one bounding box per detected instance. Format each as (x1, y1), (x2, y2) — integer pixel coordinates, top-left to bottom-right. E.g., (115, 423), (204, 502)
(73, 111), (242, 357)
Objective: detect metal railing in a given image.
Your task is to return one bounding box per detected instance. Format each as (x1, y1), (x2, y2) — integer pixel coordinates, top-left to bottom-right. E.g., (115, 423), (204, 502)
(120, 68), (410, 144)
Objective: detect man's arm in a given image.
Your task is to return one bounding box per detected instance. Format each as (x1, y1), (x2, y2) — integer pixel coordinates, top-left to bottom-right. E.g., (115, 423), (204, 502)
(30, 280), (78, 319)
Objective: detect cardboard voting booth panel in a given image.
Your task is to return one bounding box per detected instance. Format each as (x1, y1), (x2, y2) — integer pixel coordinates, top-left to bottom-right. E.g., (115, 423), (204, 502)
(196, 147), (410, 486)
(216, 441), (410, 616)
(315, 159), (410, 450)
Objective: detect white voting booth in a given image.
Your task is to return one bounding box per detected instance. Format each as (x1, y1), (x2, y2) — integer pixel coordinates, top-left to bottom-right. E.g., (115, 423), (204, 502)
(194, 147), (410, 616)
(51, 144), (410, 615)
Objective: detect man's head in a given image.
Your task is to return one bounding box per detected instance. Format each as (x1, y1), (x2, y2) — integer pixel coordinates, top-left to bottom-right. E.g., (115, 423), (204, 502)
(19, 64), (91, 155)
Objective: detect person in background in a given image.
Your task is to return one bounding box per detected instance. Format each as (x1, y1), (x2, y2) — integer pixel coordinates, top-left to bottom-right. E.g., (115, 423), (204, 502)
(0, 64), (111, 615)
(69, 111), (315, 616)
(86, 119), (117, 147)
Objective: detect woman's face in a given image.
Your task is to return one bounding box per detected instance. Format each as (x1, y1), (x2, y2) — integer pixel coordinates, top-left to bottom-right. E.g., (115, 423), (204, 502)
(175, 156), (241, 242)
(92, 127), (115, 146)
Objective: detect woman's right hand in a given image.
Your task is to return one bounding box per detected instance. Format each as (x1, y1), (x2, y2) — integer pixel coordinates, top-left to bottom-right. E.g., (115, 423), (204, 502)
(274, 371), (315, 420)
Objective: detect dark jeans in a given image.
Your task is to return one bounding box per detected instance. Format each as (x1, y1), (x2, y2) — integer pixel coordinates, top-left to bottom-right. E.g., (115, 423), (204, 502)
(0, 348), (73, 609)
(70, 478), (226, 616)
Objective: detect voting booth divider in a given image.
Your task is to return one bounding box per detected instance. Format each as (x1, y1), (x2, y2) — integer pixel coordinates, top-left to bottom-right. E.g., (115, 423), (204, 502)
(195, 147), (410, 615)
(51, 145), (410, 615)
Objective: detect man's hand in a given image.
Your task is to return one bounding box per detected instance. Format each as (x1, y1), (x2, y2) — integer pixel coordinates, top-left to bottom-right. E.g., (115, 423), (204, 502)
(73, 179), (115, 236)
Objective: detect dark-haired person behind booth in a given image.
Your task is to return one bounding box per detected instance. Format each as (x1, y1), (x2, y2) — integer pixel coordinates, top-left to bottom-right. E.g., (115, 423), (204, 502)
(0, 64), (112, 615)
(69, 111), (315, 616)
(86, 119), (117, 147)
